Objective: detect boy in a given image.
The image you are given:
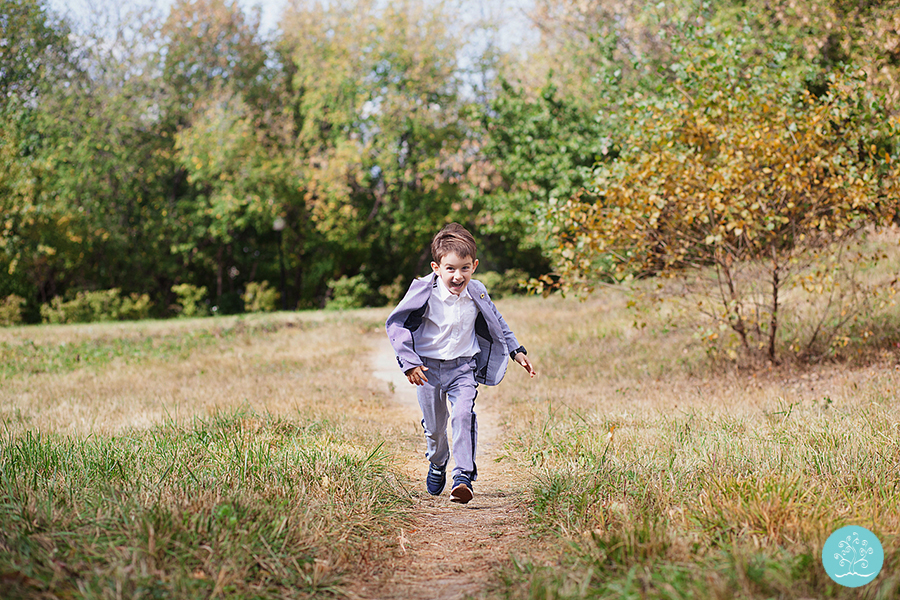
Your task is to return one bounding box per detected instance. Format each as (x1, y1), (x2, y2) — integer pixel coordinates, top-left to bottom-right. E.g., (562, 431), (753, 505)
(385, 223), (536, 504)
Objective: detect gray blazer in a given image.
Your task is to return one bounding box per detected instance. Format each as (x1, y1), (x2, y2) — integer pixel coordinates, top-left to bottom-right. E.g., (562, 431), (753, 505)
(385, 274), (524, 386)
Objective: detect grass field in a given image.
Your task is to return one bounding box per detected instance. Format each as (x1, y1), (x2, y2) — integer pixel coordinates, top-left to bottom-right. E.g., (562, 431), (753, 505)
(488, 294), (900, 599)
(2, 293), (899, 598)
(0, 311), (414, 598)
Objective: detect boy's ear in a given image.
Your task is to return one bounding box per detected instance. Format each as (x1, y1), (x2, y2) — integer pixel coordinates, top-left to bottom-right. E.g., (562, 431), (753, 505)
(431, 261), (439, 273)
(472, 258), (479, 272)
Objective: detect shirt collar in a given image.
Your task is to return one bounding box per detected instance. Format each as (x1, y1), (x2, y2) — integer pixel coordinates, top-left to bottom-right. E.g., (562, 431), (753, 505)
(435, 275), (471, 302)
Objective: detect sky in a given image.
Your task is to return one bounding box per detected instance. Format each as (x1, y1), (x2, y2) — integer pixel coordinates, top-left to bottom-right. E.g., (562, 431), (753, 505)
(46, 0), (537, 50)
(48, 0), (290, 35)
(44, 0), (538, 100)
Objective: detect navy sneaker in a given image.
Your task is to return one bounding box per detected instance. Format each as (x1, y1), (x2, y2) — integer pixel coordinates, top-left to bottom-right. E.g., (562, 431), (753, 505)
(449, 474), (473, 504)
(426, 462), (446, 496)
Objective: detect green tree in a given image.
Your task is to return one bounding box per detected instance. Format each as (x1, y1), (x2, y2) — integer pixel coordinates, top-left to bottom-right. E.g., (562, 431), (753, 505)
(21, 4), (184, 310)
(278, 0), (484, 303)
(0, 0), (76, 316)
(161, 0), (269, 116)
(735, 0), (900, 108)
(481, 80), (602, 266)
(0, 0), (70, 101)
(160, 0), (289, 311)
(172, 90), (294, 307)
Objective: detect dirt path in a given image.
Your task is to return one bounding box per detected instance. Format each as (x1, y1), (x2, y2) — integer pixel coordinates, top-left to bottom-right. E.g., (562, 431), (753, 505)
(350, 338), (529, 600)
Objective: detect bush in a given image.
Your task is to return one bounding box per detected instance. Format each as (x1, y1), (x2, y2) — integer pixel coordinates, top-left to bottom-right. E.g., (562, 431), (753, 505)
(171, 284), (209, 318)
(553, 24), (900, 363)
(40, 289), (152, 324)
(325, 274), (374, 310)
(242, 281), (279, 313)
(377, 275), (406, 305)
(0, 294), (25, 326)
(477, 269), (529, 299)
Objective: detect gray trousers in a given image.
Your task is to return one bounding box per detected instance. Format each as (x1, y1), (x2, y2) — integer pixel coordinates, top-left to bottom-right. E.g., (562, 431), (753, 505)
(416, 355), (478, 481)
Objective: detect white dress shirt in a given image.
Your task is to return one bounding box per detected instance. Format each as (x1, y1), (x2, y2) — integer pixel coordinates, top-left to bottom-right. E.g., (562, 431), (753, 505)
(416, 277), (481, 360)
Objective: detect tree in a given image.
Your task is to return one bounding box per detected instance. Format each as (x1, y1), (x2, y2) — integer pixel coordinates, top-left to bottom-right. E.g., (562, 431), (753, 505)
(0, 0), (71, 101)
(479, 0), (677, 278)
(523, 0), (670, 109)
(20, 3), (186, 309)
(480, 80), (601, 268)
(552, 21), (900, 362)
(278, 0), (484, 303)
(161, 0), (269, 117)
(160, 0), (288, 310)
(172, 90), (296, 305)
(0, 0), (77, 314)
(736, 0), (900, 110)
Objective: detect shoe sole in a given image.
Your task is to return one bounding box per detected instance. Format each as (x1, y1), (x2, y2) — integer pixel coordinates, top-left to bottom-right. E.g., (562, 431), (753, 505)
(449, 483), (473, 504)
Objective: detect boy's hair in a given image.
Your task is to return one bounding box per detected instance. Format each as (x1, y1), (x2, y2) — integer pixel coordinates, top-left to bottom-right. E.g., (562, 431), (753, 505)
(431, 223), (477, 264)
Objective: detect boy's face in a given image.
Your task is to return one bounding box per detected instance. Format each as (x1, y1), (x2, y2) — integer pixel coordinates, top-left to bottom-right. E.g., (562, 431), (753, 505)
(432, 251), (478, 296)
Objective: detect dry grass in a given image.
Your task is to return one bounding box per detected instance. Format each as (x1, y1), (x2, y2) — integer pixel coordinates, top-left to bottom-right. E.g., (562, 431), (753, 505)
(0, 310), (391, 435)
(486, 292), (900, 598)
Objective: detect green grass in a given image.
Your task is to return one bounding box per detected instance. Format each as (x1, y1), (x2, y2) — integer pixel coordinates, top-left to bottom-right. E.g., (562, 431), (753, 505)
(0, 408), (407, 599)
(499, 407), (900, 598)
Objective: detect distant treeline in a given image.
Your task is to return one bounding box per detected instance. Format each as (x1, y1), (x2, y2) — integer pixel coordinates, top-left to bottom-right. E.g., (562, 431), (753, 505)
(2, 0), (898, 321)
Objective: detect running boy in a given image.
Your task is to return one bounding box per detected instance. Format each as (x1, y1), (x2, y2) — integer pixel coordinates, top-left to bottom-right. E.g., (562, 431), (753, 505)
(385, 223), (536, 504)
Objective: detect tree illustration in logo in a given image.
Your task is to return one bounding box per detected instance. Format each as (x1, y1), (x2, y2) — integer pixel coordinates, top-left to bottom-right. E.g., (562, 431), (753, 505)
(833, 531), (876, 578)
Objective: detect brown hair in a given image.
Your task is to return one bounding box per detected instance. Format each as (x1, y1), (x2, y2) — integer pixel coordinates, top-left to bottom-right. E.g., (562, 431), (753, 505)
(431, 223), (477, 264)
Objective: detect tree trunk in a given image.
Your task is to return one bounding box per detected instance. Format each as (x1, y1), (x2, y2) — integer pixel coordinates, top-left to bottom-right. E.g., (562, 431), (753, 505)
(768, 257), (779, 362)
(216, 246), (224, 302)
(717, 255), (751, 354)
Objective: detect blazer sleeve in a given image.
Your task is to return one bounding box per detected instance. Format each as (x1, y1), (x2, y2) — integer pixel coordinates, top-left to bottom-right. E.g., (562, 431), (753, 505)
(385, 278), (430, 373)
(487, 296), (521, 356)
(473, 281), (521, 356)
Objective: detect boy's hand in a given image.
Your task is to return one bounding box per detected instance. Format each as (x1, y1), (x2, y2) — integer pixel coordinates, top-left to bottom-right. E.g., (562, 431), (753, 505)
(405, 365), (429, 386)
(514, 352), (536, 378)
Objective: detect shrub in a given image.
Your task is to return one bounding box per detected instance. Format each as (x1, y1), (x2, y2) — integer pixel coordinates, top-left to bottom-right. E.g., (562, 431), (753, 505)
(377, 275), (406, 306)
(171, 284), (209, 318)
(0, 294), (25, 326)
(477, 269), (528, 299)
(40, 289), (152, 324)
(552, 25), (900, 363)
(242, 281), (279, 313)
(325, 274), (374, 310)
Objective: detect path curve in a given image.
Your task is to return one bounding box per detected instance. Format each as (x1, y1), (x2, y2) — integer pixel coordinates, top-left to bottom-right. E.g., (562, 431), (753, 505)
(350, 337), (528, 600)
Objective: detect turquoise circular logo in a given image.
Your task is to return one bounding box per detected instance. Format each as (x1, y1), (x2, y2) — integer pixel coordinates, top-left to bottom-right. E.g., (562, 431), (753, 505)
(822, 526), (883, 587)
